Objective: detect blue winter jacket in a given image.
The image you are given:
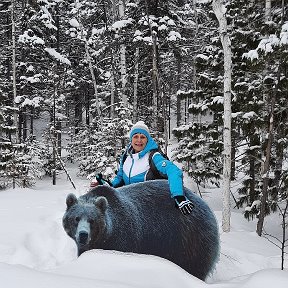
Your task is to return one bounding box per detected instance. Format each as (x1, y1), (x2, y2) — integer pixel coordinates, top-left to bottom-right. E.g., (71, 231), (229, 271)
(111, 135), (184, 198)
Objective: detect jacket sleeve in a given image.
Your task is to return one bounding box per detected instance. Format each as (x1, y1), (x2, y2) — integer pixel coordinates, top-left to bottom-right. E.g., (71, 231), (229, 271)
(111, 155), (125, 188)
(151, 153), (184, 198)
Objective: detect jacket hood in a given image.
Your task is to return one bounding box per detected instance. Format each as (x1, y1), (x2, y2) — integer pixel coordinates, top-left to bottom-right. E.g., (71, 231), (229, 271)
(138, 133), (158, 157)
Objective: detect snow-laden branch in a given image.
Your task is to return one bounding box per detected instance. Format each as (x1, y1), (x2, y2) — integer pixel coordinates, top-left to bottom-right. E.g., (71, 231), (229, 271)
(243, 23), (288, 61)
(45, 48), (71, 65)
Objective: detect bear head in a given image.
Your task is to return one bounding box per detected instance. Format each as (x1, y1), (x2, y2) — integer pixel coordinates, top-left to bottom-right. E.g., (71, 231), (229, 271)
(62, 193), (108, 252)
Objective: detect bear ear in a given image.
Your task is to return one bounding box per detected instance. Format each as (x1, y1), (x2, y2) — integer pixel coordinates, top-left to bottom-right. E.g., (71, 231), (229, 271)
(94, 196), (108, 213)
(66, 193), (78, 209)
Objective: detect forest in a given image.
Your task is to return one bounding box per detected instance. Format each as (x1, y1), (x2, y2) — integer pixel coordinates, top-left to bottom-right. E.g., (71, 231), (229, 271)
(0, 0), (287, 238)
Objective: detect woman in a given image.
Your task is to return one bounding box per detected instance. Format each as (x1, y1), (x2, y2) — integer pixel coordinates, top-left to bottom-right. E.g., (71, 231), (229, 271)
(92, 121), (194, 215)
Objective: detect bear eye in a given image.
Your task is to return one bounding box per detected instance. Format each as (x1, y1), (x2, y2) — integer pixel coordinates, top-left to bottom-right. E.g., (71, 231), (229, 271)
(88, 219), (94, 224)
(75, 216), (80, 222)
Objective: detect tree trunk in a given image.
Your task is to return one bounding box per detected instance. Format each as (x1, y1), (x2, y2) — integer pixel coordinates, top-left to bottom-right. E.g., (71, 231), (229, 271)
(249, 154), (256, 203)
(110, 52), (116, 119)
(192, 0), (199, 34)
(151, 32), (159, 130)
(265, 0), (272, 21)
(162, 90), (168, 154)
(145, 0), (159, 130)
(133, 47), (140, 122)
(56, 120), (61, 157)
(18, 110), (23, 142)
(110, 0), (117, 119)
(230, 131), (236, 180)
(52, 78), (57, 186)
(212, 0), (232, 232)
(85, 41), (102, 128)
(55, 3), (62, 157)
(175, 50), (182, 126)
(184, 97), (187, 124)
(11, 0), (18, 142)
(74, 92), (82, 134)
(280, 200), (288, 270)
(248, 133), (258, 203)
(30, 106), (34, 135)
(85, 86), (90, 126)
(119, 0), (127, 106)
(23, 107), (27, 141)
(256, 92), (276, 236)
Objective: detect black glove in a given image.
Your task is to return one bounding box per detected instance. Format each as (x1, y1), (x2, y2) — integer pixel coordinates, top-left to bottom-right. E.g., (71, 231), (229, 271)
(174, 196), (194, 215)
(95, 173), (104, 185)
(95, 173), (112, 186)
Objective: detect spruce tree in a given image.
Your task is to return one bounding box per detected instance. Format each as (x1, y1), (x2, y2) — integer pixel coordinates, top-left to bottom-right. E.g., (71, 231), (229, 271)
(68, 104), (133, 180)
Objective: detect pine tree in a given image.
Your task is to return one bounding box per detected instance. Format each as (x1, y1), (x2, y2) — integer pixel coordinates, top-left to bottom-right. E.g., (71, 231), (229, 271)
(0, 0), (34, 188)
(67, 104), (133, 179)
(172, 1), (224, 187)
(236, 1), (288, 226)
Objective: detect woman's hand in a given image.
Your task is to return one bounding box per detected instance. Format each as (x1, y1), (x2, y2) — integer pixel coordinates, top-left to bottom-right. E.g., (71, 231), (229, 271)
(90, 179), (99, 188)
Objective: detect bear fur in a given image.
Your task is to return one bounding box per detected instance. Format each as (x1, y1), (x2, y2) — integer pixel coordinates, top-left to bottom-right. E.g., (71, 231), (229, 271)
(62, 180), (219, 280)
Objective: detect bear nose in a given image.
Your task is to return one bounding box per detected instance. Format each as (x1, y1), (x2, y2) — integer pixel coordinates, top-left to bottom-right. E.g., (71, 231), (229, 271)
(78, 231), (89, 245)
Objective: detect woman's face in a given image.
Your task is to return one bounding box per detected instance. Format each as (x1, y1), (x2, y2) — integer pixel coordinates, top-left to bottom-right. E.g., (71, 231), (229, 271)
(131, 133), (148, 153)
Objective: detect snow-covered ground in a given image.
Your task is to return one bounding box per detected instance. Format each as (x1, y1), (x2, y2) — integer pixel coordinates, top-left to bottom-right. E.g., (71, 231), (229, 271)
(0, 160), (287, 288)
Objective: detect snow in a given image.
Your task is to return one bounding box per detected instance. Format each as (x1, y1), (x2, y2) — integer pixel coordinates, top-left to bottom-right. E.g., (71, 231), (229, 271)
(243, 23), (288, 60)
(39, 6), (57, 31)
(212, 95), (224, 104)
(133, 30), (144, 42)
(196, 54), (209, 61)
(158, 24), (168, 31)
(18, 31), (45, 46)
(69, 18), (80, 28)
(242, 49), (258, 61)
(280, 23), (288, 45)
(257, 35), (280, 53)
(0, 165), (287, 288)
(92, 27), (106, 36)
(167, 31), (183, 42)
(20, 74), (42, 84)
(44, 48), (71, 65)
(111, 18), (134, 31)
(20, 97), (43, 108)
(167, 19), (176, 26)
(242, 111), (257, 119)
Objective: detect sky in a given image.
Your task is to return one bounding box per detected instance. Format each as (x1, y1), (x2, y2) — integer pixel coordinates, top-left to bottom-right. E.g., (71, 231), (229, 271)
(0, 160), (287, 288)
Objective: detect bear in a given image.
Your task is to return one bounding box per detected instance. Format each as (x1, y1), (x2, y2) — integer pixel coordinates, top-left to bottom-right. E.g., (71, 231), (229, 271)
(62, 180), (219, 280)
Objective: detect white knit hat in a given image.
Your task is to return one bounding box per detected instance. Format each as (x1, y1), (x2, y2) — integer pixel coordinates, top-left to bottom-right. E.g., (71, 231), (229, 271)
(130, 121), (150, 140)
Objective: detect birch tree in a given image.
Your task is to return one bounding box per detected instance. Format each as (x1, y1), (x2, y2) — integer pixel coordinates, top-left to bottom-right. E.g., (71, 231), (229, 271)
(212, 0), (232, 232)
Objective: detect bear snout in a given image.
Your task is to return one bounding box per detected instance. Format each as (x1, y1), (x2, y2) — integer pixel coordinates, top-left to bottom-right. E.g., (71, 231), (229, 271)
(78, 231), (89, 246)
(75, 219), (91, 247)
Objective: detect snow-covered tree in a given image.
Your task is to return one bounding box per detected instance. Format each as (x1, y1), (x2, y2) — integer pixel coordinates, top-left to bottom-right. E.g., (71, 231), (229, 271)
(172, 1), (224, 188)
(67, 104), (133, 179)
(173, 0), (288, 233)
(237, 2), (288, 230)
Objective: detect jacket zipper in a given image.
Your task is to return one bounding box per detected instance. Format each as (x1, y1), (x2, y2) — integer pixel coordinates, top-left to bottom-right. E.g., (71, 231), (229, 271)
(128, 157), (134, 184)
